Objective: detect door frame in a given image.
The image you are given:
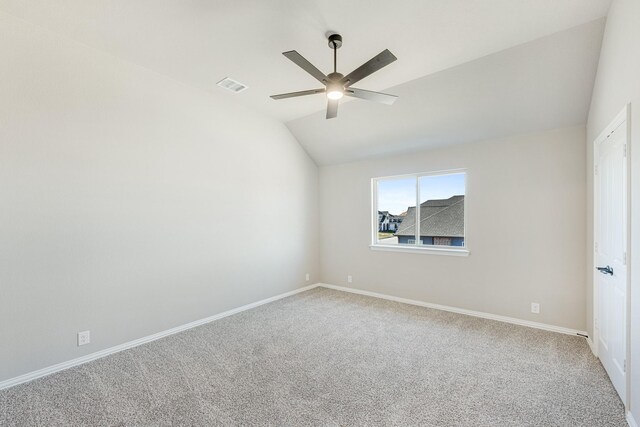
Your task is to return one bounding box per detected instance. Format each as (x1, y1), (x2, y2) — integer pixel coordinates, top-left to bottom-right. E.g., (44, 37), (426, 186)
(592, 103), (631, 407)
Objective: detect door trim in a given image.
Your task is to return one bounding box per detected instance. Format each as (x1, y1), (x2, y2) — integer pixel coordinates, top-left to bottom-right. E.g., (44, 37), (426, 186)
(592, 103), (631, 408)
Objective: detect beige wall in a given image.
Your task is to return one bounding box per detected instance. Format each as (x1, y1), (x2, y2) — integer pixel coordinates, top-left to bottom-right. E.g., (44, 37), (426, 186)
(586, 0), (640, 418)
(0, 12), (319, 382)
(320, 127), (587, 331)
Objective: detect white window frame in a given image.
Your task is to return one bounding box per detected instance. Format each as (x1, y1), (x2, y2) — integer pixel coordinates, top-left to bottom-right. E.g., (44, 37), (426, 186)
(370, 169), (469, 256)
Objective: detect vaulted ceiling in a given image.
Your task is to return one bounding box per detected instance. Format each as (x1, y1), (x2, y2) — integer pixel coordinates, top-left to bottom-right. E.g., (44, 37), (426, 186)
(287, 19), (605, 164)
(0, 0), (611, 164)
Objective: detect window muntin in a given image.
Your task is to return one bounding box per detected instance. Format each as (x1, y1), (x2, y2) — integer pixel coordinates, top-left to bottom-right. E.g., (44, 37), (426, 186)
(373, 171), (466, 250)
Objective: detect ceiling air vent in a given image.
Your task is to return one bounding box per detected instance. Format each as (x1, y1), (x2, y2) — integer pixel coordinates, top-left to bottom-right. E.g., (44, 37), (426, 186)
(216, 77), (248, 93)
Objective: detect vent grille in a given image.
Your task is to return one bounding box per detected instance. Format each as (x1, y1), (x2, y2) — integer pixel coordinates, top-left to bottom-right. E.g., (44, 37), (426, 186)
(216, 77), (248, 93)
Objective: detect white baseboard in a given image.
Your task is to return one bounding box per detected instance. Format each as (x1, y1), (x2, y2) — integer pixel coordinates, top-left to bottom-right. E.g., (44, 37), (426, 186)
(0, 282), (591, 392)
(318, 283), (589, 337)
(0, 283), (319, 391)
(586, 336), (597, 356)
(628, 411), (639, 427)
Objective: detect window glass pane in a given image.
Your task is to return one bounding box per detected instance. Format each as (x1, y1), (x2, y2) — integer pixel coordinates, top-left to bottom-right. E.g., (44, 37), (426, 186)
(376, 177), (416, 245)
(418, 173), (465, 247)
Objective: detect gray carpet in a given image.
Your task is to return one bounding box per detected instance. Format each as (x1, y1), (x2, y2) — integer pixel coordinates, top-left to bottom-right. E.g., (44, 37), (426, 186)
(0, 287), (626, 426)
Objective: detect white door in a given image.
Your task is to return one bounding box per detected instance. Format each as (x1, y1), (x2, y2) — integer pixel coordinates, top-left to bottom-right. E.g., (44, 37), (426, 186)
(595, 118), (627, 402)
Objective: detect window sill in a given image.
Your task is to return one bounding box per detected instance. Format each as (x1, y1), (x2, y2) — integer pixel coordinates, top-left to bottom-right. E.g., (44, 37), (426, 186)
(369, 244), (470, 256)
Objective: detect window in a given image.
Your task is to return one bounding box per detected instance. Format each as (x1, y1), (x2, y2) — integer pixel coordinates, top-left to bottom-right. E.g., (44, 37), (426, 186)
(371, 170), (467, 255)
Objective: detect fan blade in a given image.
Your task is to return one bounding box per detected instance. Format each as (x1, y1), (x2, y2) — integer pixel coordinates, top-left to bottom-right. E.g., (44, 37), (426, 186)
(345, 87), (397, 105)
(283, 51), (327, 84)
(326, 99), (338, 119)
(341, 49), (397, 87)
(270, 88), (325, 100)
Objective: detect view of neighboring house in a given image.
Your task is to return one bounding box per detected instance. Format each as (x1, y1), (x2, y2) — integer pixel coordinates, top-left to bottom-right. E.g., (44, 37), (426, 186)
(378, 211), (404, 232)
(394, 195), (464, 246)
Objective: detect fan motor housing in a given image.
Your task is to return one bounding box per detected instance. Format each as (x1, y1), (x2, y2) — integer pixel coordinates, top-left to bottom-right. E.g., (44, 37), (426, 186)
(327, 72), (344, 82)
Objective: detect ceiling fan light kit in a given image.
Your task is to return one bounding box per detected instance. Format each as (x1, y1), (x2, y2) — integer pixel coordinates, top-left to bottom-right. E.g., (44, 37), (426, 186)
(326, 78), (344, 100)
(270, 33), (398, 119)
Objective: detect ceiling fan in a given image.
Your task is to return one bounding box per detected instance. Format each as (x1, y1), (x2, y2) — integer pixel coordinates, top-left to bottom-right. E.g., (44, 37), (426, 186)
(270, 34), (398, 119)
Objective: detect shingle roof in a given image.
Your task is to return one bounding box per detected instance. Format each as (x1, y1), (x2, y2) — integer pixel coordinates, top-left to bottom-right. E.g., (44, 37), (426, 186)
(394, 195), (464, 237)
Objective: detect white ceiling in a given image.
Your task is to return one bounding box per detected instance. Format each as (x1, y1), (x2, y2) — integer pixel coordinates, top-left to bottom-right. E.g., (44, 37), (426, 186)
(0, 1), (611, 164)
(287, 19), (606, 165)
(0, 0), (610, 123)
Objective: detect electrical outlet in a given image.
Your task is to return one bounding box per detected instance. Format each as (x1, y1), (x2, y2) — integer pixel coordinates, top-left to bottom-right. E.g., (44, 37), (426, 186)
(531, 303), (540, 314)
(347, 275), (353, 283)
(305, 273), (310, 281)
(78, 330), (91, 346)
